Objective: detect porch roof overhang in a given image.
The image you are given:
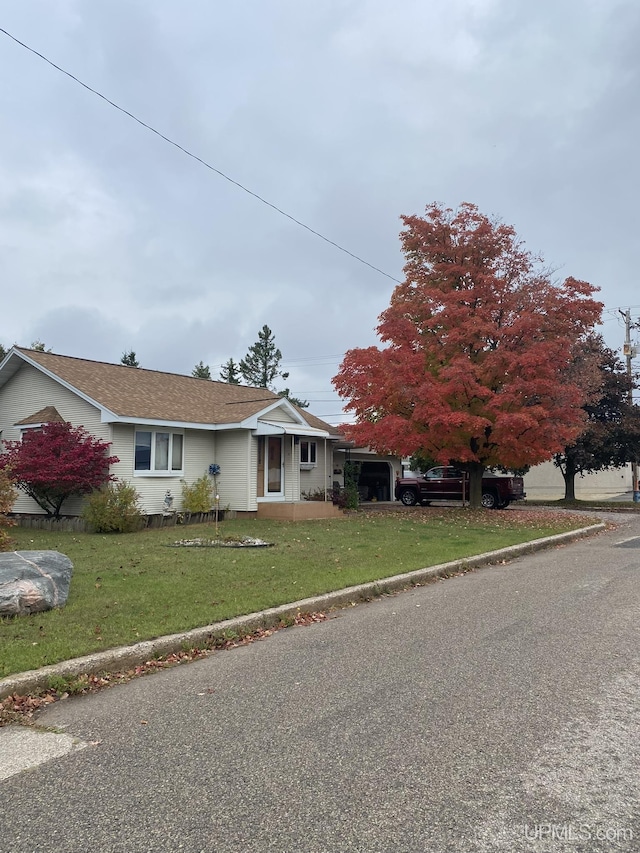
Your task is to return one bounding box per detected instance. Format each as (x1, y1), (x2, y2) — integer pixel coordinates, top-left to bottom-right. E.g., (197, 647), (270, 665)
(253, 420), (332, 438)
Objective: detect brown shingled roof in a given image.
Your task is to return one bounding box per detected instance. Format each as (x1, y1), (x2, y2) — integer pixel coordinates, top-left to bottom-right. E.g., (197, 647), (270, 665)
(17, 349), (285, 425)
(15, 405), (65, 426)
(292, 406), (344, 439)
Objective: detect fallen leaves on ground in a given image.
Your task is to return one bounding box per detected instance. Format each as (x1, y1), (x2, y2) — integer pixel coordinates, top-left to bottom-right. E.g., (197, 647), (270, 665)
(356, 505), (604, 531)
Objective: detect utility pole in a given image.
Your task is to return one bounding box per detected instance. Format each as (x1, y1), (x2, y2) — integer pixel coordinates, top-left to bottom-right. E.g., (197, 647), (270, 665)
(620, 309), (639, 498)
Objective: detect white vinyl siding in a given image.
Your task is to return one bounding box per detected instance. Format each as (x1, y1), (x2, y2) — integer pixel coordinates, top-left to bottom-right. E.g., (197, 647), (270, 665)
(286, 435), (299, 501)
(0, 363), (110, 515)
(299, 440), (331, 497)
(262, 405), (298, 424)
(216, 431), (254, 511)
(111, 425), (215, 514)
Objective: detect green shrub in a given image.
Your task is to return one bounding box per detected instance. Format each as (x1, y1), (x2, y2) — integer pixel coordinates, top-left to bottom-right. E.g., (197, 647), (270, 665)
(83, 480), (146, 533)
(181, 475), (216, 513)
(0, 469), (16, 551)
(343, 461), (361, 510)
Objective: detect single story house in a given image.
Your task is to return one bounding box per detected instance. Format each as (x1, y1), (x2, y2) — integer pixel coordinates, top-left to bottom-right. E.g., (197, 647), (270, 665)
(0, 347), (362, 520)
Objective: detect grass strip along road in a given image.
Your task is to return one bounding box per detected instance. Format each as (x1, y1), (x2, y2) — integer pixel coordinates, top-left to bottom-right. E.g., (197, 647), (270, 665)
(1, 507), (600, 678)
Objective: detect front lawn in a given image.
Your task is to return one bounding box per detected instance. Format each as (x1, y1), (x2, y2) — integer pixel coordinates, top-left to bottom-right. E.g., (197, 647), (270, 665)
(0, 507), (599, 677)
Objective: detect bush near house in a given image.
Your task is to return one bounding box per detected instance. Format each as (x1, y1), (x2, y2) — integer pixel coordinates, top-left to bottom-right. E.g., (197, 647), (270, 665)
(82, 481), (146, 534)
(181, 475), (216, 513)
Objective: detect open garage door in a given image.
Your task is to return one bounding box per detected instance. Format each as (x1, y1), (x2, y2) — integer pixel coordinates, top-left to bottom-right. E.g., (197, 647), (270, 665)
(358, 461), (393, 502)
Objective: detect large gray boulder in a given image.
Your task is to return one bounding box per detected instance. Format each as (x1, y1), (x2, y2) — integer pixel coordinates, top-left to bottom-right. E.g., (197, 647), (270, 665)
(0, 551), (73, 616)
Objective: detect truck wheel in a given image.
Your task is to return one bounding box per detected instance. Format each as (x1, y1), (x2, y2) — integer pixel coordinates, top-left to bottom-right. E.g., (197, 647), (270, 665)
(481, 491), (498, 509)
(399, 489), (418, 506)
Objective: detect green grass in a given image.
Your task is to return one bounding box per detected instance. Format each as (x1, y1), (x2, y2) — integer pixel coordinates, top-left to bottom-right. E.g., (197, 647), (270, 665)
(0, 507), (599, 677)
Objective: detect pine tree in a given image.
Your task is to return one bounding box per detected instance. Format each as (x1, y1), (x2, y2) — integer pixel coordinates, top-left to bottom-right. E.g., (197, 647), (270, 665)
(278, 388), (309, 409)
(219, 358), (241, 385)
(192, 361), (211, 379)
(239, 326), (289, 389)
(121, 350), (139, 367)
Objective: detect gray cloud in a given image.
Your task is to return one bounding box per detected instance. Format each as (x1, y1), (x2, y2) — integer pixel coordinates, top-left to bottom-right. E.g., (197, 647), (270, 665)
(1, 0), (639, 421)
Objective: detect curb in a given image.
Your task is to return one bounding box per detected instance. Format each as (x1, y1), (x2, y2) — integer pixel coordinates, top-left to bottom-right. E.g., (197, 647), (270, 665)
(0, 523), (604, 700)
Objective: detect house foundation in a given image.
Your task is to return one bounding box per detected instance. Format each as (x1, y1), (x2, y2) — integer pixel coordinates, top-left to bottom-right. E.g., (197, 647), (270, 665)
(257, 502), (343, 521)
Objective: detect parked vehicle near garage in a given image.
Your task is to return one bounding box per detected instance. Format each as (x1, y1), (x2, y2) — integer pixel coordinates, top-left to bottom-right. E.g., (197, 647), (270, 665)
(394, 466), (526, 509)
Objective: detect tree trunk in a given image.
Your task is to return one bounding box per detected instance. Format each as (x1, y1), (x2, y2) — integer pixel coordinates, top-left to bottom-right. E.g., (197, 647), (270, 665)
(562, 458), (577, 501)
(467, 462), (485, 509)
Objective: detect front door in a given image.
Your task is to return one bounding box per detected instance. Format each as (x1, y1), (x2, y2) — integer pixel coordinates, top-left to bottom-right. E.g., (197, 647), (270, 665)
(266, 436), (284, 496)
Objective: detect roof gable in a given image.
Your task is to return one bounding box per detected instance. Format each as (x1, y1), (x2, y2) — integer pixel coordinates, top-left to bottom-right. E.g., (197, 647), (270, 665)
(15, 406), (65, 427)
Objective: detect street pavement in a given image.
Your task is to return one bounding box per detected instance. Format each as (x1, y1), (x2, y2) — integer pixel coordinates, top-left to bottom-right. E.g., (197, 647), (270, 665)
(1, 510), (639, 853)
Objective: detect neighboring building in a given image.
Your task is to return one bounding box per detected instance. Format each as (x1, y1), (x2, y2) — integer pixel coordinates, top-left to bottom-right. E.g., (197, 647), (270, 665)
(523, 460), (635, 501)
(0, 347), (351, 519)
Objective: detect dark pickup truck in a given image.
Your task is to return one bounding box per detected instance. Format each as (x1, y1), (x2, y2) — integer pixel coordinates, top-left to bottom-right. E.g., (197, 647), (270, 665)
(394, 466), (526, 509)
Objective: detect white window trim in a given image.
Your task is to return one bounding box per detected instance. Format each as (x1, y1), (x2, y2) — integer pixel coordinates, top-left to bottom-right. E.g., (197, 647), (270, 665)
(134, 429), (185, 477)
(299, 440), (317, 469)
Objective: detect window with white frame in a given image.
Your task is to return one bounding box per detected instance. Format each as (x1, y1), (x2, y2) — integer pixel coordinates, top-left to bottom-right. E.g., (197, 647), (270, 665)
(300, 440), (317, 467)
(134, 430), (184, 474)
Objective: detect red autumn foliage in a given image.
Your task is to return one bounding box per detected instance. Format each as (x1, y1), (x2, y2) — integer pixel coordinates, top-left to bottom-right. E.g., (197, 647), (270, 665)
(0, 421), (119, 518)
(333, 203), (603, 507)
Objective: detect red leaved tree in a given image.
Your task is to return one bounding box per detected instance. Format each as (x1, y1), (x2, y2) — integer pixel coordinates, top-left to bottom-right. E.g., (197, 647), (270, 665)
(1, 422), (119, 518)
(333, 203), (603, 507)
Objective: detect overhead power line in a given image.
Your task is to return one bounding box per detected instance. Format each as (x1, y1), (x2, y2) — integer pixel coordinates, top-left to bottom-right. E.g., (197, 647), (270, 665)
(0, 26), (402, 286)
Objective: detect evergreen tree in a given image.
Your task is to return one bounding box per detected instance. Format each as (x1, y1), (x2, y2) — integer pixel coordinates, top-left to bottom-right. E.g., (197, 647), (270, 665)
(192, 361), (211, 379)
(219, 358), (241, 385)
(31, 340), (50, 352)
(0, 343), (7, 362)
(278, 388), (309, 409)
(121, 350), (139, 367)
(239, 325), (289, 389)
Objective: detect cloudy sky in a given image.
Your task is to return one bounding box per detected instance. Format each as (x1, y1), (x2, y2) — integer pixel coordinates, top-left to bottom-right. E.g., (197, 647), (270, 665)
(1, 0), (639, 422)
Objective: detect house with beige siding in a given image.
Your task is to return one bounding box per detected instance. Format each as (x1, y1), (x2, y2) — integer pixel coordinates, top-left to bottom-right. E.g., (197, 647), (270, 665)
(0, 347), (350, 519)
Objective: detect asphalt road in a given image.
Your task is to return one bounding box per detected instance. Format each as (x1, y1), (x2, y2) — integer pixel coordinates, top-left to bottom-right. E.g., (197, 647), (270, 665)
(1, 510), (639, 853)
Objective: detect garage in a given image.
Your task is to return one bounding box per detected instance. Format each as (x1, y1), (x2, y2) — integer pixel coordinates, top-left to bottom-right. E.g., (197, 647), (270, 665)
(356, 460), (394, 502)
